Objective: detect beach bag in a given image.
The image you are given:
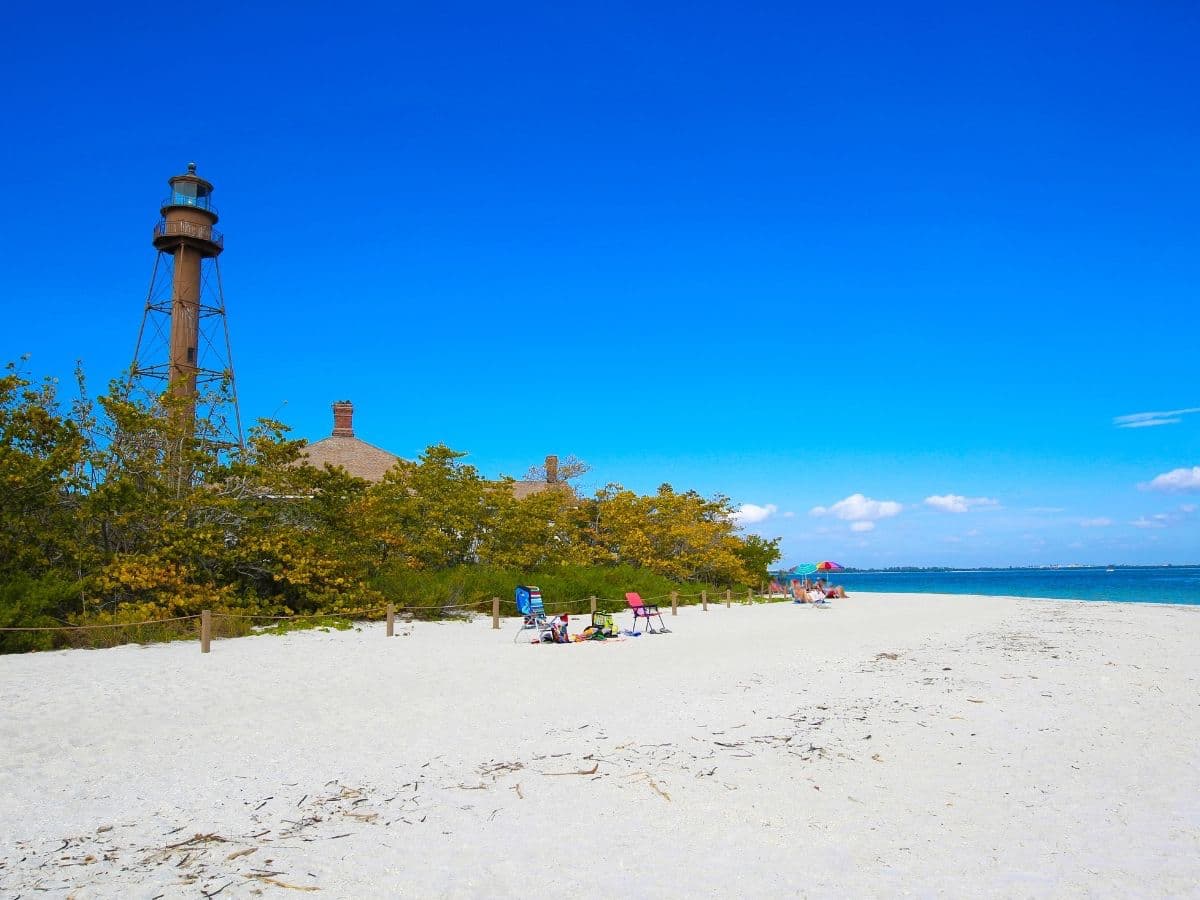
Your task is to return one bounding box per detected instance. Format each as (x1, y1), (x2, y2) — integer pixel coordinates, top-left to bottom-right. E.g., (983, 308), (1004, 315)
(591, 611), (617, 637)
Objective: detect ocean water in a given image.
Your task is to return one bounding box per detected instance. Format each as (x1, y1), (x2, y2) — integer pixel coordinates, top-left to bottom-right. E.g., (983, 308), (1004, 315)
(834, 566), (1200, 606)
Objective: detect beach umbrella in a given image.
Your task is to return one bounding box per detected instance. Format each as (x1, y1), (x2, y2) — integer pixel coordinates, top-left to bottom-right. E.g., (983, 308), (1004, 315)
(771, 563), (817, 580)
(815, 561), (844, 572)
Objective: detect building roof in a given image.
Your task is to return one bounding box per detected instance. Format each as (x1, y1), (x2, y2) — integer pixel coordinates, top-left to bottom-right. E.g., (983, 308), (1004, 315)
(508, 455), (573, 500)
(510, 479), (570, 500)
(299, 413), (566, 494)
(300, 401), (401, 482)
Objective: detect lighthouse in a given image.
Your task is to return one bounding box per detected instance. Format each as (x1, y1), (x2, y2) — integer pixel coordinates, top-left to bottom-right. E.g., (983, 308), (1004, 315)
(131, 163), (242, 449)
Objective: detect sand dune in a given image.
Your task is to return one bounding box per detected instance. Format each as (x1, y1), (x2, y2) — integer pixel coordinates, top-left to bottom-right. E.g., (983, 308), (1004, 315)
(1, 593), (1198, 898)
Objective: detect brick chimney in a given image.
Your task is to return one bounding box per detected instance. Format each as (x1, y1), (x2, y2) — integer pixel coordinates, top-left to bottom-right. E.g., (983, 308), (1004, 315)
(332, 401), (354, 437)
(545, 454), (558, 484)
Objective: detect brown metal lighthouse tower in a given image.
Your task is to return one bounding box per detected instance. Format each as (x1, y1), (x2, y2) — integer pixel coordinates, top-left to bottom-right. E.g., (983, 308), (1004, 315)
(130, 163), (243, 449)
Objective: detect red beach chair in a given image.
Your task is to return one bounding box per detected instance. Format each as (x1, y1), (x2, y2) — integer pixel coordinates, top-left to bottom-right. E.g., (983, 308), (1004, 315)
(624, 592), (671, 634)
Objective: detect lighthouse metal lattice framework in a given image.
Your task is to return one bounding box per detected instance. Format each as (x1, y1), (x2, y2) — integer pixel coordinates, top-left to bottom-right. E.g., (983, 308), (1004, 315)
(129, 162), (243, 450)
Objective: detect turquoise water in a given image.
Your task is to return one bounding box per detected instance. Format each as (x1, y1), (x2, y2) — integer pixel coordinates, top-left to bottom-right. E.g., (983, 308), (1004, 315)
(835, 566), (1200, 605)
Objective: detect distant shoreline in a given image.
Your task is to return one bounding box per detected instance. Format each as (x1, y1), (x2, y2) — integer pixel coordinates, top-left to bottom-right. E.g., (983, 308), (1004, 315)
(830, 566), (1200, 606)
(839, 563), (1199, 573)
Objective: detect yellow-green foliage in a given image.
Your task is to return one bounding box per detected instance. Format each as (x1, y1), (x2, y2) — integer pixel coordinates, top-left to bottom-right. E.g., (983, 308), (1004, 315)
(587, 483), (750, 582)
(0, 359), (780, 652)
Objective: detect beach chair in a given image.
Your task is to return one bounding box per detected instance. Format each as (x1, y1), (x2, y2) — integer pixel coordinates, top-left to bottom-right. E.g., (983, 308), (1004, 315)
(513, 585), (554, 643)
(624, 592), (670, 634)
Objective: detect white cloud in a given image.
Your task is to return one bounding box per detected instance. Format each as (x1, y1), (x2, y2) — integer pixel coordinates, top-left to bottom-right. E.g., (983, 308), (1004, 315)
(1181, 504), (1198, 514)
(1114, 407), (1200, 429)
(1118, 418), (1182, 428)
(924, 494), (1000, 514)
(1140, 466), (1200, 493)
(782, 511), (796, 518)
(1079, 517), (1113, 527)
(850, 521), (875, 532)
(811, 493), (902, 522)
(1132, 510), (1192, 529)
(1131, 516), (1169, 529)
(732, 503), (777, 526)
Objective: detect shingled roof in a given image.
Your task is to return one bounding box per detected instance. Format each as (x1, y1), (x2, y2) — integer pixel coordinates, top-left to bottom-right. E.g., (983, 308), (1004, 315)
(510, 454), (573, 499)
(301, 401), (401, 482)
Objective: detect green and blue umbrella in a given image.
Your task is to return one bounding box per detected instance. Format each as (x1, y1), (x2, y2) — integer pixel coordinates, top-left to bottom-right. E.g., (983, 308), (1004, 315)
(771, 563), (819, 581)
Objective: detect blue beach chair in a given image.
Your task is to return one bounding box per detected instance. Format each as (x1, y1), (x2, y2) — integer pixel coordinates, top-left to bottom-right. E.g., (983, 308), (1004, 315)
(514, 585), (553, 643)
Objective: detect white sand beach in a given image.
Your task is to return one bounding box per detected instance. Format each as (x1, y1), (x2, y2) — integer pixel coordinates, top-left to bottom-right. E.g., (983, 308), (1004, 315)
(1, 593), (1198, 898)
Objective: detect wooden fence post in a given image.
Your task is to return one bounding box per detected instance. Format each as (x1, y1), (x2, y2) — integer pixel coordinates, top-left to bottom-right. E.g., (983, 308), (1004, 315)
(746, 588), (753, 604)
(701, 590), (708, 612)
(589, 595), (597, 615)
(386, 603), (395, 637)
(200, 609), (211, 654)
(725, 589), (732, 607)
(670, 591), (678, 616)
(492, 596), (500, 630)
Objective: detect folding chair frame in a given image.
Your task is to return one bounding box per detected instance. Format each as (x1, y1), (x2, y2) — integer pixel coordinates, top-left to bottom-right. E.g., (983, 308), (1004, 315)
(625, 593), (671, 634)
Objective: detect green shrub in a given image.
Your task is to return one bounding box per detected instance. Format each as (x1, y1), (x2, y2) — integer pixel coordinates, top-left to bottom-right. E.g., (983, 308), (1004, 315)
(0, 573), (82, 652)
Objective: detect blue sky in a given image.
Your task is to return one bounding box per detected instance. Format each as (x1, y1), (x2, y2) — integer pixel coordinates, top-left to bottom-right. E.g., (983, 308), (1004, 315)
(2, 1), (1197, 567)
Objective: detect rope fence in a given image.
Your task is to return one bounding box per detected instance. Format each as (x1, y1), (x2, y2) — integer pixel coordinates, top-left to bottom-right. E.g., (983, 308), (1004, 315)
(0, 614), (201, 632)
(1, 587), (781, 654)
(211, 611), (361, 620)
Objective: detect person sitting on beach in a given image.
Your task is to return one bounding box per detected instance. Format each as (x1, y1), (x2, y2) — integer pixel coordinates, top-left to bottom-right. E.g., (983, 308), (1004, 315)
(793, 580), (817, 603)
(816, 578), (847, 599)
(549, 614), (571, 643)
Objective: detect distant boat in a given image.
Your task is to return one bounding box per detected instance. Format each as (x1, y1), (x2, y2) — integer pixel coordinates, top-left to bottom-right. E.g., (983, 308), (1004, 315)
(1106, 566), (1115, 573)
